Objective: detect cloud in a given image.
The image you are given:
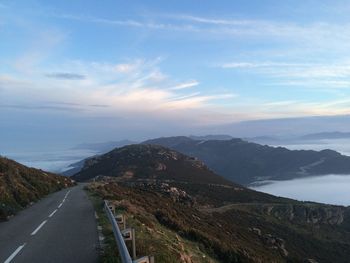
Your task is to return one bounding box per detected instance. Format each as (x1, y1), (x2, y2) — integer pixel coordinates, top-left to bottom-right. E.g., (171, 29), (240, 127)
(2, 58), (237, 124)
(45, 73), (86, 80)
(220, 62), (316, 69)
(3, 55), (350, 124)
(0, 104), (83, 112)
(168, 14), (256, 26)
(114, 62), (140, 73)
(89, 104), (110, 108)
(13, 29), (66, 73)
(169, 80), (199, 90)
(47, 11), (350, 64)
(220, 60), (350, 90)
(54, 13), (198, 32)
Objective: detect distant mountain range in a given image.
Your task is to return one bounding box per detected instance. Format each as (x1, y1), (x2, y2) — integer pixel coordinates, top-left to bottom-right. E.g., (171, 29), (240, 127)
(72, 140), (137, 153)
(189, 134), (234, 141)
(76, 144), (350, 262)
(62, 156), (96, 176)
(216, 115), (350, 137)
(144, 136), (350, 185)
(299, 132), (350, 140)
(0, 156), (73, 220)
(66, 135), (350, 184)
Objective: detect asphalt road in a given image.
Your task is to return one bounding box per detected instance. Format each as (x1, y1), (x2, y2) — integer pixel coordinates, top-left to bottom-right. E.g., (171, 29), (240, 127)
(0, 184), (99, 263)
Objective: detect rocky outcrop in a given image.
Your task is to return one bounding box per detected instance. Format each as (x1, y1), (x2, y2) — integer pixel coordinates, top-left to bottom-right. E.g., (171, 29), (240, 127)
(249, 227), (288, 257)
(261, 204), (345, 225)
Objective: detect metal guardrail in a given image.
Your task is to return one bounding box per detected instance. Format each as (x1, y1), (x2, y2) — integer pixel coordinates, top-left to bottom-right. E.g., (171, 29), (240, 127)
(104, 200), (154, 263)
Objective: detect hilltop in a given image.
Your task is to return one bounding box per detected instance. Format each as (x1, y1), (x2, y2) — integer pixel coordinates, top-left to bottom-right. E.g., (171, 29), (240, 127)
(73, 144), (293, 205)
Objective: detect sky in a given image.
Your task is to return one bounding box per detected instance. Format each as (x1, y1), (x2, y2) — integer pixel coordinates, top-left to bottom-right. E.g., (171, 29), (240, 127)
(2, 0), (350, 151)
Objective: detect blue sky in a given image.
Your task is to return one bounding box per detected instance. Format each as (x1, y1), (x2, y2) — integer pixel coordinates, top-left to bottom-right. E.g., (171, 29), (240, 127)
(1, 0), (350, 150)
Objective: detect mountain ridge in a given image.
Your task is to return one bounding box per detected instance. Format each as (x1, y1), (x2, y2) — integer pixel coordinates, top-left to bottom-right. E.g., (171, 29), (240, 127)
(143, 136), (350, 185)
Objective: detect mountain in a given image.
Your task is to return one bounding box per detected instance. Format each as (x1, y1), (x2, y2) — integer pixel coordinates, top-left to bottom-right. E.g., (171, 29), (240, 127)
(189, 134), (233, 141)
(62, 140), (137, 176)
(78, 145), (350, 262)
(144, 136), (350, 185)
(73, 144), (236, 185)
(215, 115), (350, 137)
(245, 135), (284, 145)
(299, 131), (350, 140)
(61, 155), (98, 176)
(72, 140), (136, 153)
(0, 156), (74, 220)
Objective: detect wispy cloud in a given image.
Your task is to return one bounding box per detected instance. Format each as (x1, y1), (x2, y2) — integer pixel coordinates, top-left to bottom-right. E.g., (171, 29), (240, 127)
(169, 80), (199, 90)
(53, 13), (198, 32)
(2, 58), (237, 124)
(220, 60), (350, 90)
(49, 11), (350, 60)
(168, 14), (257, 26)
(0, 103), (83, 112)
(45, 72), (86, 80)
(220, 62), (316, 69)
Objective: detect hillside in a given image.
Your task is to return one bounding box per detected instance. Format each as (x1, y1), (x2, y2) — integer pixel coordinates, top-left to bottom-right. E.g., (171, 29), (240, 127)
(72, 144), (291, 204)
(144, 136), (350, 185)
(0, 156), (74, 220)
(78, 145), (350, 262)
(73, 144), (231, 184)
(90, 182), (350, 263)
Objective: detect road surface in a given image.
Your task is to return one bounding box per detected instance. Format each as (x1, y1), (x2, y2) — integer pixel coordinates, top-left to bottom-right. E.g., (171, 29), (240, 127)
(0, 184), (99, 263)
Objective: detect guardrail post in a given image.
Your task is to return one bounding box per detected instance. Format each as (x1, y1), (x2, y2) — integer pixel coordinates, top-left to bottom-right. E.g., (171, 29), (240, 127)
(116, 214), (126, 230)
(133, 256), (153, 263)
(104, 200), (133, 263)
(132, 228), (136, 259)
(108, 205), (115, 215)
(121, 228), (137, 259)
(104, 200), (154, 263)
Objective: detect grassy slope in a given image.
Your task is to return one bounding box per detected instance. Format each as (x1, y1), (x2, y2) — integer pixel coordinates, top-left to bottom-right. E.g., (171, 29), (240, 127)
(0, 157), (74, 220)
(87, 185), (218, 263)
(88, 182), (350, 263)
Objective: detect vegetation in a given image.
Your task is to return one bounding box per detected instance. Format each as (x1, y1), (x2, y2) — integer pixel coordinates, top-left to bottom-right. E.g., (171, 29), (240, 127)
(78, 144), (350, 262)
(89, 182), (350, 263)
(0, 156), (74, 220)
(87, 183), (220, 263)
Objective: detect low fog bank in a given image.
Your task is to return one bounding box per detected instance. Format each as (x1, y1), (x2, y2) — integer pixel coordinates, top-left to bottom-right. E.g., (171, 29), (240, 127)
(251, 175), (350, 206)
(278, 139), (350, 156)
(2, 149), (98, 173)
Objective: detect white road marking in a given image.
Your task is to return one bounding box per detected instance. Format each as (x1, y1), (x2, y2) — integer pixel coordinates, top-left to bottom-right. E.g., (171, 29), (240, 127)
(4, 243), (26, 263)
(49, 209), (58, 218)
(65, 190), (71, 198)
(31, 220), (47, 236)
(58, 203), (63, 208)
